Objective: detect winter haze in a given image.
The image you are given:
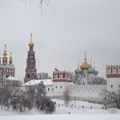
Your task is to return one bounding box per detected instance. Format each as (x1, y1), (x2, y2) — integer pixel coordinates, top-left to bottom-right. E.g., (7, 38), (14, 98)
(0, 0), (120, 80)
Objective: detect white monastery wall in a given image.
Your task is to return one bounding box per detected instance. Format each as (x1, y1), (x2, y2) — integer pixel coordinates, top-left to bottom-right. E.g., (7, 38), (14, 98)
(107, 78), (120, 93)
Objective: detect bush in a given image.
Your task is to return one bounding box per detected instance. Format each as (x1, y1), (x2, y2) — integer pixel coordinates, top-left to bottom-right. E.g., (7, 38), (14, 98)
(35, 96), (55, 113)
(0, 84), (13, 108)
(23, 97), (33, 110)
(102, 90), (120, 110)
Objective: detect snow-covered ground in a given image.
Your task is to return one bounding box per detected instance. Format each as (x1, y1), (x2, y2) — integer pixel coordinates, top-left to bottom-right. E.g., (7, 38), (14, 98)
(0, 115), (120, 120)
(53, 99), (120, 114)
(0, 99), (120, 120)
(0, 99), (120, 115)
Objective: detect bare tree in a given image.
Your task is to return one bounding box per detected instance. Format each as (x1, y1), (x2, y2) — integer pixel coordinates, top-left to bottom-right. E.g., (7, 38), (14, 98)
(22, 0), (49, 7)
(63, 88), (70, 107)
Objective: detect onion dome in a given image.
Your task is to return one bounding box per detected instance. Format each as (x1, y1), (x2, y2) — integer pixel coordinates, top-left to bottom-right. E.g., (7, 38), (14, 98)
(94, 70), (98, 75)
(75, 61), (83, 73)
(87, 68), (98, 75)
(75, 68), (83, 74)
(3, 44), (8, 64)
(80, 52), (91, 70)
(9, 52), (12, 64)
(88, 67), (95, 74)
(10, 52), (12, 59)
(29, 33), (34, 48)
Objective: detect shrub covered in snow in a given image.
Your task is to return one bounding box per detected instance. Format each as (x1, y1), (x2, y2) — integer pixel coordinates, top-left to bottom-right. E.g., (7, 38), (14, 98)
(0, 84), (13, 108)
(35, 96), (55, 113)
(102, 90), (120, 110)
(35, 81), (55, 113)
(0, 82), (55, 113)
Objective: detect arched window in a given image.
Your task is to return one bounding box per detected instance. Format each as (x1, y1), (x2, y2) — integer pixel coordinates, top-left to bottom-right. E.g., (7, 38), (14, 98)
(27, 74), (30, 78)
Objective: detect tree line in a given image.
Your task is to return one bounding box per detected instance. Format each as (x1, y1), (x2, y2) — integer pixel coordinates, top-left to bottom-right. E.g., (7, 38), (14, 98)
(0, 82), (55, 113)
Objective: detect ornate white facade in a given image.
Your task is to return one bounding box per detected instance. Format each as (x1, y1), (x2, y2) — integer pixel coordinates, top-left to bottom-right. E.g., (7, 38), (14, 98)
(0, 45), (15, 83)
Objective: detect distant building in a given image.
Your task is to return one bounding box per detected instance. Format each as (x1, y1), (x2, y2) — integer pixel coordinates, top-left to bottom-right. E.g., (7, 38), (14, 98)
(106, 65), (120, 93)
(6, 76), (21, 86)
(23, 69), (73, 98)
(52, 69), (73, 98)
(24, 34), (37, 83)
(37, 72), (51, 79)
(0, 45), (15, 83)
(23, 78), (53, 97)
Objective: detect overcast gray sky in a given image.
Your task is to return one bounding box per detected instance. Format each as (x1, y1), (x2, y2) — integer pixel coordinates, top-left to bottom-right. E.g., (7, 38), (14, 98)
(0, 0), (120, 80)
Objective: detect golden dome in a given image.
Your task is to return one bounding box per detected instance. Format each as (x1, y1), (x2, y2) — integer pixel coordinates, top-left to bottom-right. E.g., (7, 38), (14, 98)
(80, 61), (91, 70)
(80, 52), (91, 70)
(29, 33), (34, 47)
(9, 52), (13, 64)
(3, 44), (7, 59)
(3, 44), (8, 64)
(10, 52), (12, 59)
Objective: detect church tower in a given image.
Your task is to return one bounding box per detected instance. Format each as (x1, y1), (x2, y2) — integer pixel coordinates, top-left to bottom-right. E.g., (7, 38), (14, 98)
(24, 34), (37, 83)
(0, 44), (15, 83)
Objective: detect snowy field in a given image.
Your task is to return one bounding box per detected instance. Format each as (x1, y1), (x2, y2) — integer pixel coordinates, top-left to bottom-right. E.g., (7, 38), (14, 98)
(53, 99), (120, 114)
(0, 115), (120, 120)
(0, 99), (120, 115)
(0, 99), (120, 120)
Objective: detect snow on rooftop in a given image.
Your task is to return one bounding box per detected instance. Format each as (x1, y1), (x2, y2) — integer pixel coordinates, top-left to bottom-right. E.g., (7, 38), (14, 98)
(6, 76), (19, 81)
(23, 79), (53, 86)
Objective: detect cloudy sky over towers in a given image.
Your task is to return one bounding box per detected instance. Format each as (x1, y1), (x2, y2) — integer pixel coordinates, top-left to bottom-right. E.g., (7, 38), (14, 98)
(0, 0), (120, 80)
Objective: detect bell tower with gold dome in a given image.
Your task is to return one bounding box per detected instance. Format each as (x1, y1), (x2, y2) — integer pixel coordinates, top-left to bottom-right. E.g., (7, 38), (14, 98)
(24, 33), (37, 83)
